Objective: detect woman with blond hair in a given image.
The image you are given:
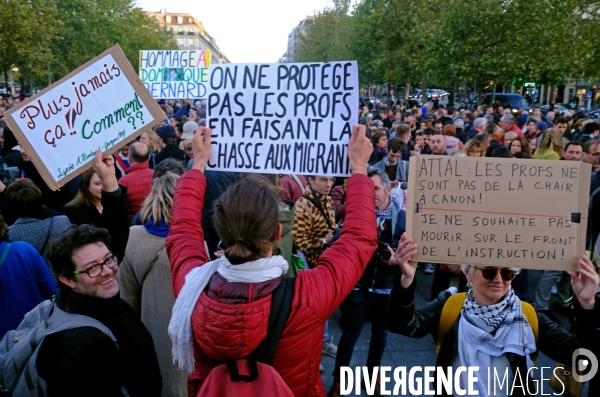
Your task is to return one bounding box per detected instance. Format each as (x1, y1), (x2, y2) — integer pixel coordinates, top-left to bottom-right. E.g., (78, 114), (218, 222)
(464, 139), (486, 157)
(140, 129), (162, 154)
(119, 172), (187, 397)
(533, 129), (563, 160)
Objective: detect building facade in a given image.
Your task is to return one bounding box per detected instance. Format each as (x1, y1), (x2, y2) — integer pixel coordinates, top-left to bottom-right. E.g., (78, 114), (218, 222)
(281, 16), (315, 63)
(146, 8), (230, 64)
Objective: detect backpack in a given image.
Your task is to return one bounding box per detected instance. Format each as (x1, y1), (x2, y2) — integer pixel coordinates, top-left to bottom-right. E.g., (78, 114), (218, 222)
(0, 299), (129, 397)
(197, 277), (296, 397)
(0, 162), (19, 186)
(436, 292), (538, 362)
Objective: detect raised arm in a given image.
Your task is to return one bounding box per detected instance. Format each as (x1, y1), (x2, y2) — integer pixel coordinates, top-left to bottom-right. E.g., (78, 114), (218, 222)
(166, 127), (212, 296)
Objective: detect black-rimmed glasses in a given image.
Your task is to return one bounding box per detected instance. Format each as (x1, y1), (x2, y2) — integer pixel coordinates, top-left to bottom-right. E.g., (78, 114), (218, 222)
(73, 256), (118, 278)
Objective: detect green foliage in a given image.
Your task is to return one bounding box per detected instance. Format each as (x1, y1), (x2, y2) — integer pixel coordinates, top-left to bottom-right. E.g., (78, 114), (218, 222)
(0, 0), (176, 84)
(298, 0), (600, 88)
(0, 0), (59, 77)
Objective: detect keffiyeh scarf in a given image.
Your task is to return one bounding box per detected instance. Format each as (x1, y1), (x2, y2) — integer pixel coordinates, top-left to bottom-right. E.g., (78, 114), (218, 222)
(458, 287), (537, 397)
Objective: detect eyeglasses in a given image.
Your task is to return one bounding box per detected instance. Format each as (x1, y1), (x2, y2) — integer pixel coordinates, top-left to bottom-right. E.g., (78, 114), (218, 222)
(475, 267), (516, 281)
(73, 256), (118, 278)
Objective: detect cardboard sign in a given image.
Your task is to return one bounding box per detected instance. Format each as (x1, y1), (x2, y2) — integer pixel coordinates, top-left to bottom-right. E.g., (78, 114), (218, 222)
(405, 156), (592, 271)
(5, 45), (165, 191)
(139, 50), (211, 99)
(206, 62), (358, 176)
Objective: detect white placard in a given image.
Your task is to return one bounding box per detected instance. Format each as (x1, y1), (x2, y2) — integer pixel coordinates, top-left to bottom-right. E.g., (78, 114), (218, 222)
(207, 61), (359, 176)
(5, 45), (164, 190)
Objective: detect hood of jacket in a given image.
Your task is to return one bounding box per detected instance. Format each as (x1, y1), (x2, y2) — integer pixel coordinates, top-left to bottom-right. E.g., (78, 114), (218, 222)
(445, 135), (461, 153)
(192, 272), (281, 360)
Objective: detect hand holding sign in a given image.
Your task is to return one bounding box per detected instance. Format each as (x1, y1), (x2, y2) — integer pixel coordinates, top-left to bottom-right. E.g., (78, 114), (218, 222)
(94, 149), (118, 193)
(348, 125), (371, 175)
(192, 126), (212, 172)
(393, 233), (418, 288)
(568, 254), (599, 309)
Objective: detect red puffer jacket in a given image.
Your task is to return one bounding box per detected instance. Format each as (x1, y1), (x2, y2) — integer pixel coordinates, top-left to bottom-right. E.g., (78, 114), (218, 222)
(118, 162), (154, 221)
(166, 170), (377, 397)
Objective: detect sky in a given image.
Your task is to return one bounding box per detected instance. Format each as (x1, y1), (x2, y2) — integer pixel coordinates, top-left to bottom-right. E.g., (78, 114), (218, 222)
(135, 0), (334, 63)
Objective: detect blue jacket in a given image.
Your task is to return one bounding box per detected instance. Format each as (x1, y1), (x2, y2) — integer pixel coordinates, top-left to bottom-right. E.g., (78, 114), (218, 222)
(370, 158), (410, 189)
(0, 240), (56, 336)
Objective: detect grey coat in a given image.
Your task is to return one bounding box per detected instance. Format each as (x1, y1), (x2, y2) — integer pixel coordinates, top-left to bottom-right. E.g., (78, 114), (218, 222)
(9, 216), (71, 269)
(119, 226), (187, 397)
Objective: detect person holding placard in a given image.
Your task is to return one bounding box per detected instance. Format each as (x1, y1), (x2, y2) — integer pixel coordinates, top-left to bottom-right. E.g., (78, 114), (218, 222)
(166, 125), (377, 397)
(388, 235), (600, 397)
(62, 151), (130, 261)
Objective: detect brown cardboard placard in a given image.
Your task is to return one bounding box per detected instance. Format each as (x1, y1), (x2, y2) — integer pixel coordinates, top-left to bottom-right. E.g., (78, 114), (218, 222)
(4, 44), (164, 191)
(405, 155), (592, 271)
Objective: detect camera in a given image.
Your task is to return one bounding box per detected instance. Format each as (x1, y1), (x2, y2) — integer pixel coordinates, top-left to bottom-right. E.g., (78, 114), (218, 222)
(377, 242), (396, 262)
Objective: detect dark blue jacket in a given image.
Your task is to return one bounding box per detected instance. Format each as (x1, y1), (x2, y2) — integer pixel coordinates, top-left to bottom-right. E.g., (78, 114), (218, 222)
(0, 240), (56, 336)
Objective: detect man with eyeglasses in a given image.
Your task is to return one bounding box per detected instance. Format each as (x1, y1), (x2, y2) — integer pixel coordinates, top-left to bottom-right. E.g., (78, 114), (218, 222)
(293, 173), (339, 361)
(31, 151), (161, 396)
(33, 223), (161, 397)
(328, 168), (405, 397)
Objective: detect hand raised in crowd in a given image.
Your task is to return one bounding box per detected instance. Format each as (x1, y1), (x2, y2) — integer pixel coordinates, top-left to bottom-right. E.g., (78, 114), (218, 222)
(325, 230), (335, 245)
(392, 233), (418, 288)
(94, 149), (118, 192)
(568, 254), (599, 310)
(192, 126), (212, 172)
(348, 124), (371, 175)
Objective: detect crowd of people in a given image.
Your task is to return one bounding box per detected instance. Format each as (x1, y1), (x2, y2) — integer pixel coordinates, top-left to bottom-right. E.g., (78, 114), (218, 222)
(0, 93), (599, 397)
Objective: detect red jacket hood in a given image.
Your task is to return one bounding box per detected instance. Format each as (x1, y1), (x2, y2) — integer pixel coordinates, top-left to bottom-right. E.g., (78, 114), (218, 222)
(193, 273), (280, 360)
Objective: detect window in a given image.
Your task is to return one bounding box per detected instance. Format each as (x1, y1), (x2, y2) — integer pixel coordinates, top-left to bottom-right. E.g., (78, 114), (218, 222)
(177, 16), (183, 23)
(177, 38), (184, 46)
(166, 16), (171, 23)
(178, 28), (184, 35)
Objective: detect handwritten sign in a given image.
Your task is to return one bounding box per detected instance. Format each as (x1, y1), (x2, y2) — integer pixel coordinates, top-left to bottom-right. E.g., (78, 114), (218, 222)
(5, 45), (165, 190)
(207, 61), (358, 176)
(139, 50), (211, 99)
(405, 156), (592, 271)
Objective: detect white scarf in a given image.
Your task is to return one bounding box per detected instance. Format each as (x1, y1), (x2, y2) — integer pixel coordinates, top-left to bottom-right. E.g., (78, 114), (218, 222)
(168, 255), (289, 373)
(458, 287), (536, 397)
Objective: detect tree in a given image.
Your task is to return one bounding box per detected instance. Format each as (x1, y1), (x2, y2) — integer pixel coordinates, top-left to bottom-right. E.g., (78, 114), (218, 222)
(297, 0), (355, 63)
(0, 0), (59, 88)
(48, 0), (176, 79)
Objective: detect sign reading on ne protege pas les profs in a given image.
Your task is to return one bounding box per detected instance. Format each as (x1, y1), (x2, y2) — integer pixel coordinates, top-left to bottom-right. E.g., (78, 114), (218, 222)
(406, 156), (592, 271)
(207, 61), (358, 176)
(4, 45), (165, 191)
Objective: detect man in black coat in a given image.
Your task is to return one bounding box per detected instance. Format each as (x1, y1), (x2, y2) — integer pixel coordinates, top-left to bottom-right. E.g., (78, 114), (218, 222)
(35, 153), (160, 397)
(151, 125), (185, 169)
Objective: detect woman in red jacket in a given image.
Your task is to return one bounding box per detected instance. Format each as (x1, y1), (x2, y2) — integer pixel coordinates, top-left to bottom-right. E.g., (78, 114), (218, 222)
(166, 126), (377, 397)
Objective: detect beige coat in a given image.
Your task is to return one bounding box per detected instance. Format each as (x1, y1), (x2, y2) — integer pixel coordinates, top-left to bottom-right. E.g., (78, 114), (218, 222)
(119, 226), (187, 397)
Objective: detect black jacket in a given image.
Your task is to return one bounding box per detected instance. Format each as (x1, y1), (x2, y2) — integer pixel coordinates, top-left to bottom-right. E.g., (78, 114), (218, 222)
(387, 277), (600, 397)
(37, 288), (161, 397)
(62, 187), (130, 260)
(19, 161), (70, 212)
(151, 144), (185, 169)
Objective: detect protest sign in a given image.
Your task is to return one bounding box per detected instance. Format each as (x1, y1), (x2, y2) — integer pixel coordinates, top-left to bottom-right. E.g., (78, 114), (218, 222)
(5, 44), (165, 191)
(206, 62), (358, 176)
(405, 156), (592, 271)
(139, 50), (211, 99)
